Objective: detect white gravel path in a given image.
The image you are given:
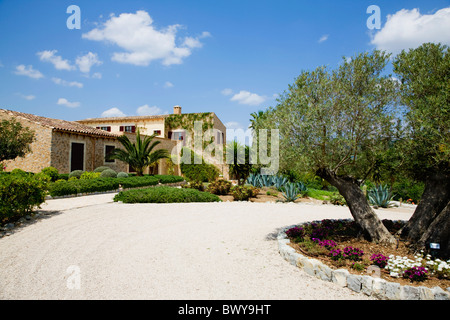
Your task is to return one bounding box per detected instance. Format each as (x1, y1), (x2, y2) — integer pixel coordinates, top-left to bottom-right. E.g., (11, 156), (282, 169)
(0, 194), (414, 300)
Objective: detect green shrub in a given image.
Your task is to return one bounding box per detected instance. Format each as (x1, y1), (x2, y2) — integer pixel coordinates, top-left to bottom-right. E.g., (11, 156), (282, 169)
(11, 168), (28, 175)
(329, 193), (347, 206)
(57, 173), (69, 180)
(206, 180), (232, 195)
(41, 166), (59, 182)
(48, 175), (182, 197)
(117, 172), (129, 178)
(183, 180), (205, 191)
(100, 169), (117, 178)
(80, 171), (101, 180)
(0, 173), (49, 223)
(179, 148), (219, 182)
(93, 166), (111, 173)
(69, 170), (84, 179)
(114, 186), (221, 203)
(154, 175), (184, 184)
(230, 185), (258, 201)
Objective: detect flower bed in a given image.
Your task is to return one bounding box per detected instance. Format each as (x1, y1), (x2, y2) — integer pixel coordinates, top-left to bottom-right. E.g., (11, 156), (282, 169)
(284, 219), (450, 291)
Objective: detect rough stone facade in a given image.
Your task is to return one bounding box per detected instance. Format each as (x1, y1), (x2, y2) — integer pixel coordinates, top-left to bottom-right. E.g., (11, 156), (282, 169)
(1, 109), (179, 175)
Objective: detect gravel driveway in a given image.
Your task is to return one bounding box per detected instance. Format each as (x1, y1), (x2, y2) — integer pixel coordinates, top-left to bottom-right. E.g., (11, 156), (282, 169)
(0, 194), (414, 300)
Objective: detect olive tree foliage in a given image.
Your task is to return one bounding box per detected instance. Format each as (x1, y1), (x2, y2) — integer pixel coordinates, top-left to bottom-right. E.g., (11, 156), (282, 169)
(262, 50), (400, 245)
(0, 118), (35, 163)
(393, 43), (450, 257)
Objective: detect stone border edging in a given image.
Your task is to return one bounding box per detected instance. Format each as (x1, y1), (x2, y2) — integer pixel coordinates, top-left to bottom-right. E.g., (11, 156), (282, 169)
(277, 223), (450, 300)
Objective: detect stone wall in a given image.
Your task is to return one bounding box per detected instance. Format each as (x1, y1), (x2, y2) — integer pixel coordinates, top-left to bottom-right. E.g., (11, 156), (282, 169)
(50, 131), (128, 174)
(1, 112), (53, 173)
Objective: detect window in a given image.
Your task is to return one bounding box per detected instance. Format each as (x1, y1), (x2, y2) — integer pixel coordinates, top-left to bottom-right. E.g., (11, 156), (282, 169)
(96, 126), (111, 132)
(119, 126), (136, 133)
(153, 130), (161, 136)
(105, 145), (115, 163)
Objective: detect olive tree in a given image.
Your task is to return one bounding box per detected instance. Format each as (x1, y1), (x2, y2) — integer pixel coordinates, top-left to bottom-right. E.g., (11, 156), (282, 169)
(0, 118), (35, 163)
(393, 43), (450, 257)
(264, 51), (400, 245)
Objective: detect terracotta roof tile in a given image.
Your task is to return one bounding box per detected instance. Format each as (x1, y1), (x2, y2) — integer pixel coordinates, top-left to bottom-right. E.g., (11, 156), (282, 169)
(0, 109), (119, 138)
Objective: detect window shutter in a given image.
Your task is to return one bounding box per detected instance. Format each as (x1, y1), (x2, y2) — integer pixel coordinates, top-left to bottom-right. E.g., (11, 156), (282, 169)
(107, 126), (111, 132)
(168, 131), (172, 139)
(119, 126), (124, 132)
(131, 126), (136, 133)
(96, 127), (100, 129)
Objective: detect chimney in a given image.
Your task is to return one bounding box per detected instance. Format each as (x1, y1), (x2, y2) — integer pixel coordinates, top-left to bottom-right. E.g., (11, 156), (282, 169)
(173, 105), (182, 115)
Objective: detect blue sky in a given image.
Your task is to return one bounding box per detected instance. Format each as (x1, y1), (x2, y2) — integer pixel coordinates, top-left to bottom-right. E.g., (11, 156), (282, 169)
(1, 0), (449, 140)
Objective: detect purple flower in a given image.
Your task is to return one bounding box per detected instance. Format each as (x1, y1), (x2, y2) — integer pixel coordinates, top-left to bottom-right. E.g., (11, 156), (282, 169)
(403, 267), (428, 282)
(370, 253), (389, 268)
(343, 246), (364, 261)
(318, 239), (337, 249)
(286, 226), (305, 239)
(329, 248), (344, 261)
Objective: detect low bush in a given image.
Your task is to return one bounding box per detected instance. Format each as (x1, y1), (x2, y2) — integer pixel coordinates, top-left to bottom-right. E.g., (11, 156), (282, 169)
(183, 180), (205, 191)
(0, 173), (49, 223)
(117, 172), (129, 178)
(114, 186), (221, 203)
(206, 180), (232, 195)
(93, 166), (111, 173)
(41, 167), (59, 182)
(48, 175), (184, 197)
(80, 171), (101, 180)
(100, 169), (117, 178)
(230, 185), (259, 201)
(69, 170), (84, 179)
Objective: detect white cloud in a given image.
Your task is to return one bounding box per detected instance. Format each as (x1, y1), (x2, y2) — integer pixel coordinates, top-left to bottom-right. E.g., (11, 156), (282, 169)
(371, 7), (450, 54)
(136, 104), (164, 116)
(224, 121), (244, 130)
(76, 52), (102, 73)
(164, 81), (174, 88)
(14, 65), (44, 79)
(57, 98), (80, 108)
(101, 107), (126, 117)
(52, 77), (83, 88)
(82, 10), (209, 66)
(230, 90), (267, 106)
(92, 72), (102, 79)
(221, 88), (233, 96)
(16, 93), (36, 100)
(318, 34), (329, 43)
(37, 50), (75, 71)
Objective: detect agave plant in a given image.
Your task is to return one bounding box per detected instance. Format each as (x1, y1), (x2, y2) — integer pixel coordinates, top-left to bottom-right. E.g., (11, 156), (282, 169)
(273, 175), (289, 190)
(260, 174), (273, 187)
(281, 182), (301, 202)
(295, 181), (307, 194)
(247, 173), (262, 187)
(367, 184), (394, 208)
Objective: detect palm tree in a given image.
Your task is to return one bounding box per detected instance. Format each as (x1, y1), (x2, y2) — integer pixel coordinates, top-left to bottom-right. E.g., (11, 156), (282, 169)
(226, 140), (252, 185)
(107, 129), (169, 176)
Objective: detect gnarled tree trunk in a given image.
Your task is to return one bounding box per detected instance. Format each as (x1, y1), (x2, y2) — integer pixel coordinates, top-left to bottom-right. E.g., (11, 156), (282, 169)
(400, 171), (450, 258)
(317, 168), (396, 246)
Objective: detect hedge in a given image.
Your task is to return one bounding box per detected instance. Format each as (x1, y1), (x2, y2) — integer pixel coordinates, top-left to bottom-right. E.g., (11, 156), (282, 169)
(113, 186), (221, 203)
(48, 175), (184, 197)
(1, 173), (49, 223)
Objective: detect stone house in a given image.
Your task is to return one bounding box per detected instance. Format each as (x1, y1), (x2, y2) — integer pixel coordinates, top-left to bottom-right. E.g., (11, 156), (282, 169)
(78, 105), (229, 178)
(0, 109), (179, 175)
